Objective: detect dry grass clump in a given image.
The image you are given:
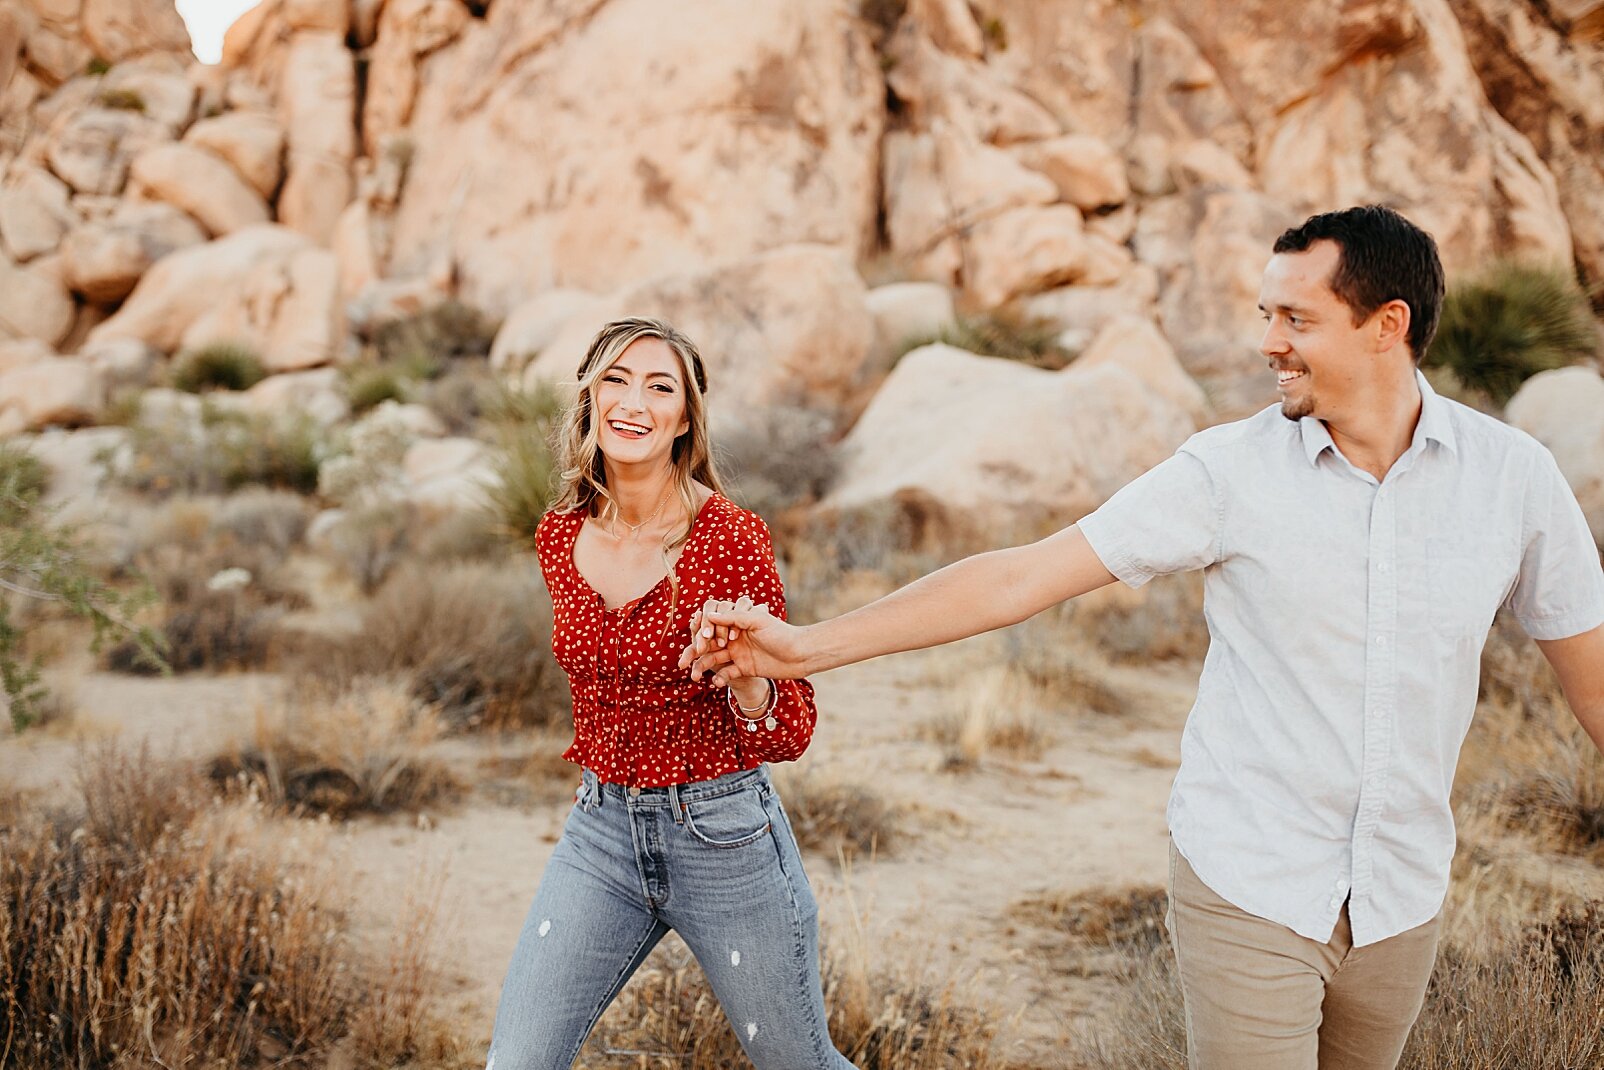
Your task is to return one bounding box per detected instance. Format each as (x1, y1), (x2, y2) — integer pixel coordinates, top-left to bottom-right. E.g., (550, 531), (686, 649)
(0, 749), (349, 1068)
(1068, 572), (1209, 665)
(1457, 614), (1604, 860)
(1014, 885), (1169, 953)
(212, 680), (459, 820)
(0, 746), (474, 1069)
(285, 560), (569, 731)
(920, 667), (1048, 771)
(996, 609), (1129, 717)
(169, 341), (268, 393)
(113, 403), (328, 498)
(580, 933), (1009, 1069)
(771, 769), (900, 862)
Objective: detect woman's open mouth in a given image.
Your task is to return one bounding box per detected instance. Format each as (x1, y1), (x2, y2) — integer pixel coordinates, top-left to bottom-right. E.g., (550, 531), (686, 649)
(608, 420), (651, 439)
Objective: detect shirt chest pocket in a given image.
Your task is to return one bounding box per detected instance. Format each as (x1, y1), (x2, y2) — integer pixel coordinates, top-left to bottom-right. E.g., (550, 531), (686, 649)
(1425, 535), (1513, 640)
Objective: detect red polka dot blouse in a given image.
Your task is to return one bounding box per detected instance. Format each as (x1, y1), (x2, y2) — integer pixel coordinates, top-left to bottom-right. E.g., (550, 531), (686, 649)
(534, 493), (819, 787)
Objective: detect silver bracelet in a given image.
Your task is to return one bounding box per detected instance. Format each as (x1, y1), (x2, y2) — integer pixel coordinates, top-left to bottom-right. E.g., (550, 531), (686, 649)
(727, 679), (778, 732)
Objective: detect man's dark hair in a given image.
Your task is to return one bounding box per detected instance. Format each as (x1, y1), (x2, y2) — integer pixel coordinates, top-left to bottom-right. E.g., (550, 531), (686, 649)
(1273, 205), (1446, 362)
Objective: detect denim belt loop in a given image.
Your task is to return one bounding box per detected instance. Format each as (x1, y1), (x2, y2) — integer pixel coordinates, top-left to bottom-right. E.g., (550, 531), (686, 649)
(667, 781), (685, 825)
(578, 768), (601, 811)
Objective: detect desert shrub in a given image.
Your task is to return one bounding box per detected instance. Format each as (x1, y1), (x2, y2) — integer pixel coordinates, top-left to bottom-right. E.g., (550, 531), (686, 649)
(212, 680), (458, 819)
(95, 86), (145, 111)
(1424, 262), (1600, 405)
(415, 360), (499, 434)
(896, 308), (1072, 369)
(115, 402), (329, 497)
(1071, 571), (1210, 665)
(771, 769), (899, 861)
(84, 56), (111, 75)
(582, 934), (1006, 1070)
(328, 499), (414, 592)
(717, 407), (839, 523)
(345, 362), (412, 412)
(1014, 885), (1169, 954)
(369, 299), (497, 370)
(170, 341), (268, 392)
(2, 453), (160, 729)
(487, 382), (564, 549)
(286, 561), (569, 731)
(997, 607), (1128, 716)
(0, 442), (48, 510)
(209, 487), (314, 554)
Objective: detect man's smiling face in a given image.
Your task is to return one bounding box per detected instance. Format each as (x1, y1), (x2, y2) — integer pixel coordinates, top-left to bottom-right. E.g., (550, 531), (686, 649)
(1258, 240), (1375, 423)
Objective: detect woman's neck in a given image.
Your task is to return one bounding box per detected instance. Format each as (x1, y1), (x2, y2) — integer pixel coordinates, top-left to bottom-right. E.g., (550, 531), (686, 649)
(603, 462), (677, 526)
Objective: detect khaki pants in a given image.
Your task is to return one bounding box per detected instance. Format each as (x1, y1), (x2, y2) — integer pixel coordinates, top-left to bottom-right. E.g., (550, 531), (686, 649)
(1166, 843), (1442, 1070)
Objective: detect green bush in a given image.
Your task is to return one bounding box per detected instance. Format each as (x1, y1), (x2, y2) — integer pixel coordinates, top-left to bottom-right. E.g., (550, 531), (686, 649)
(0, 443), (48, 520)
(486, 382), (564, 549)
(344, 363), (412, 413)
(1424, 262), (1600, 405)
(897, 308), (1073, 369)
(96, 87), (145, 112)
(370, 300), (497, 370)
(170, 342), (268, 393)
(115, 404), (328, 497)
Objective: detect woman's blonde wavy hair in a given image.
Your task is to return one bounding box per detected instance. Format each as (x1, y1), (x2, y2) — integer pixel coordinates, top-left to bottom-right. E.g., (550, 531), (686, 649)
(551, 317), (726, 626)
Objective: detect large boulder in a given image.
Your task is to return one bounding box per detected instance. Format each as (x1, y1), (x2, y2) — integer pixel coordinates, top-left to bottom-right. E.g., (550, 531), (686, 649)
(963, 204), (1089, 311)
(490, 289), (607, 376)
(0, 165), (74, 262)
(60, 201), (207, 302)
(1012, 134), (1130, 211)
(180, 247), (345, 371)
(0, 251), (76, 347)
(383, 0), (884, 315)
(1075, 315), (1211, 429)
(402, 435), (499, 514)
(1134, 188), (1296, 420)
(127, 143), (273, 237)
(45, 107), (167, 195)
(1506, 365), (1604, 543)
(883, 24), (1060, 146)
(88, 225), (314, 354)
(241, 367), (350, 427)
(1450, 0), (1604, 289)
(362, 0), (472, 156)
(277, 31), (356, 244)
(0, 355), (105, 434)
(98, 57), (196, 133)
(864, 282), (958, 358)
(80, 0), (192, 62)
(525, 244), (876, 433)
(183, 111), (286, 199)
(22, 426), (128, 507)
(823, 343), (1196, 549)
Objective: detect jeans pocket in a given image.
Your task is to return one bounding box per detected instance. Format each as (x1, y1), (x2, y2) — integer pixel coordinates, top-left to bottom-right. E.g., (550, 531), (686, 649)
(681, 788), (772, 849)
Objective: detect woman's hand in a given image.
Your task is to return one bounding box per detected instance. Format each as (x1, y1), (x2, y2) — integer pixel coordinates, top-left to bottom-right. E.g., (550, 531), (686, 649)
(682, 597), (810, 684)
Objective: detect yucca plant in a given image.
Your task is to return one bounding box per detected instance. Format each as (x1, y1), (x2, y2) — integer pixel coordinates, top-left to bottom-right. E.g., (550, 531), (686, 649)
(487, 381), (565, 549)
(1424, 262), (1600, 405)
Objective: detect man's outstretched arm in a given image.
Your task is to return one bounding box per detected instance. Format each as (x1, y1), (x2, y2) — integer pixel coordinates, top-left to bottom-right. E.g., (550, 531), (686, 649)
(682, 524), (1118, 682)
(1537, 622), (1604, 755)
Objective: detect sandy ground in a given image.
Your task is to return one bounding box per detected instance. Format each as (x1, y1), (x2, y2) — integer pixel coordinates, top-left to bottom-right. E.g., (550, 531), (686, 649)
(2, 642), (1195, 1067)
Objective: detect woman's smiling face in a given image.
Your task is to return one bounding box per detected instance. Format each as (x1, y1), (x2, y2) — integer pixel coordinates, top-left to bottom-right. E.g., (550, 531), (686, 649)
(593, 337), (691, 471)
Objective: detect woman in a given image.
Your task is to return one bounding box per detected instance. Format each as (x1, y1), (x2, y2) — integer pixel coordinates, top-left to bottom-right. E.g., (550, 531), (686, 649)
(485, 318), (856, 1070)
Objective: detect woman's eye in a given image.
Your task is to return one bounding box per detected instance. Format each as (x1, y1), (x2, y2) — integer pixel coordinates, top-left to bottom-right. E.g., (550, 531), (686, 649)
(602, 374), (625, 384)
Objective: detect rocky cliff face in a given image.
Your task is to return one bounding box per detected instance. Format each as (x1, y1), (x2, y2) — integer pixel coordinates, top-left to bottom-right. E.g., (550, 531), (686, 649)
(2, 0), (1602, 533)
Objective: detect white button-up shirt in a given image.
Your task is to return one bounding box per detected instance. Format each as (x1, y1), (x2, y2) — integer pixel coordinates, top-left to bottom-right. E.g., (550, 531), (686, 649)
(1078, 372), (1604, 946)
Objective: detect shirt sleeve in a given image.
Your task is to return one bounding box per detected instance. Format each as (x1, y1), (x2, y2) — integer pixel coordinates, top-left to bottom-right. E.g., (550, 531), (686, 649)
(1505, 445), (1604, 640)
(717, 509), (818, 764)
(1075, 447), (1223, 589)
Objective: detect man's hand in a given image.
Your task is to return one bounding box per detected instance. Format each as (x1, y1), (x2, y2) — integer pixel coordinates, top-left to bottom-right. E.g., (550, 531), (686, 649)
(681, 598), (809, 684)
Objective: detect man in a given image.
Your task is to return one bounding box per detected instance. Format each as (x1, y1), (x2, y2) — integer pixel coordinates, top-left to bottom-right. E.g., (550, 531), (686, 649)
(682, 205), (1604, 1069)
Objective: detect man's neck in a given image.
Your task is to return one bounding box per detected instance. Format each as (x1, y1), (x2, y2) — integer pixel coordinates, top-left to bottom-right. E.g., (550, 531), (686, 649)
(1323, 369), (1423, 483)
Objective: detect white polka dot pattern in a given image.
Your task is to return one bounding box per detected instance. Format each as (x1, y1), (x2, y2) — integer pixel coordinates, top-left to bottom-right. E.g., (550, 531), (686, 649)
(534, 494), (819, 788)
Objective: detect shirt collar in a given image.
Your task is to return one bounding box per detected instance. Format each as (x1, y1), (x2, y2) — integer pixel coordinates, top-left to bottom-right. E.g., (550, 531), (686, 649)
(1297, 369), (1457, 467)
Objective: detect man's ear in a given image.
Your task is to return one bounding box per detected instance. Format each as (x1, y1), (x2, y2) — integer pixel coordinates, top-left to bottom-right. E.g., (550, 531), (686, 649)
(1374, 299), (1412, 354)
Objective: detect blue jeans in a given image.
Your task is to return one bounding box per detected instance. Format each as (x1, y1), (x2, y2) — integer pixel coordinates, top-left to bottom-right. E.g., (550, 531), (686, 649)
(485, 765), (858, 1070)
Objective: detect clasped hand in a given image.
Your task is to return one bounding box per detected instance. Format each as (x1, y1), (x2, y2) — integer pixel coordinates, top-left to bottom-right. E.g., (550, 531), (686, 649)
(680, 596), (792, 686)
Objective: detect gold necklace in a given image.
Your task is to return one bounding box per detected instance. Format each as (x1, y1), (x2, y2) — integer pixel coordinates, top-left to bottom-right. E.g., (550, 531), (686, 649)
(611, 484), (674, 540)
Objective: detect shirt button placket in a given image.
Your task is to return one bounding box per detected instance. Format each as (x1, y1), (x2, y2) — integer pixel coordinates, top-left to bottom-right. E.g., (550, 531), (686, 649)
(1352, 482), (1400, 934)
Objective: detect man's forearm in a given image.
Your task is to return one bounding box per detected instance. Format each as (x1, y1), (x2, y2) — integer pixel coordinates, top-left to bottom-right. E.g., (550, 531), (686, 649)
(799, 526), (1117, 674)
